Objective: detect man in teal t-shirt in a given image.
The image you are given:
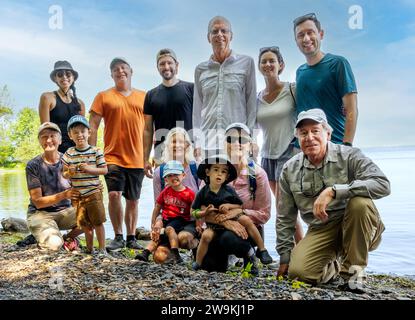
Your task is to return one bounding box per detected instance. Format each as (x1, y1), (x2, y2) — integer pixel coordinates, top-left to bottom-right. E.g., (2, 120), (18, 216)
(293, 13), (358, 146)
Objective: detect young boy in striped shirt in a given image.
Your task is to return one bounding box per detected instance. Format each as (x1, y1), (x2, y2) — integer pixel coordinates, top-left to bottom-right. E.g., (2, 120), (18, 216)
(62, 115), (108, 255)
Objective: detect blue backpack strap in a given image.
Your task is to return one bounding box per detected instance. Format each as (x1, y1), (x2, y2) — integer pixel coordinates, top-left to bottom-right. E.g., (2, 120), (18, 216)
(248, 159), (256, 200)
(189, 161), (199, 187)
(159, 163), (166, 190)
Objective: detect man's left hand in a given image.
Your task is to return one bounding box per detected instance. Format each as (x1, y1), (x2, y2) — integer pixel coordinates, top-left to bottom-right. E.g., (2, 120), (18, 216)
(313, 187), (335, 222)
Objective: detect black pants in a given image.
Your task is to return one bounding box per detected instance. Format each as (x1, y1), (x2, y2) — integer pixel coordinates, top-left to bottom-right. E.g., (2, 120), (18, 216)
(201, 225), (263, 272)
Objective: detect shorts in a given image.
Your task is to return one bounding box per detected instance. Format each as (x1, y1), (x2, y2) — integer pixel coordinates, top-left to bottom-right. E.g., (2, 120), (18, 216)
(159, 218), (197, 246)
(73, 192), (106, 228)
(261, 145), (299, 182)
(104, 164), (144, 200)
(27, 206), (77, 250)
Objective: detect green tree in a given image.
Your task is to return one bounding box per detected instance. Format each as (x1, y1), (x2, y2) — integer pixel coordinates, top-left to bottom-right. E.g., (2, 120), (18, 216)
(0, 85), (13, 118)
(0, 85), (15, 167)
(12, 107), (41, 163)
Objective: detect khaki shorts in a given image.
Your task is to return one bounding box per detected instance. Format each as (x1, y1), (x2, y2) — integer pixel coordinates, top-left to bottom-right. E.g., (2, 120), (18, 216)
(72, 192), (106, 228)
(27, 206), (77, 249)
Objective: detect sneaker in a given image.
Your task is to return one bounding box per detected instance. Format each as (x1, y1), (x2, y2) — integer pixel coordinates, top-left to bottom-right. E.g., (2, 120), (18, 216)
(256, 249), (273, 265)
(192, 261), (201, 271)
(106, 236), (126, 252)
(135, 249), (151, 262)
(126, 239), (144, 250)
(16, 234), (37, 247)
(171, 249), (183, 264)
(63, 237), (80, 252)
(244, 254), (259, 276)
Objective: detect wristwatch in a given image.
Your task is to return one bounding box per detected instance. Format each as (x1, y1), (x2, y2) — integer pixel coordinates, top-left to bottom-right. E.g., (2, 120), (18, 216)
(343, 142), (353, 147)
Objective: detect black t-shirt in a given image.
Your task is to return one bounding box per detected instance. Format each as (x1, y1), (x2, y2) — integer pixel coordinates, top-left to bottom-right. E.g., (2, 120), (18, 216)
(192, 185), (243, 210)
(143, 80), (194, 147)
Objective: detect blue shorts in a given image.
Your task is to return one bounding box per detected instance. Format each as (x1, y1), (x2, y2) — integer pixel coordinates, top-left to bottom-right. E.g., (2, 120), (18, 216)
(261, 145), (298, 182)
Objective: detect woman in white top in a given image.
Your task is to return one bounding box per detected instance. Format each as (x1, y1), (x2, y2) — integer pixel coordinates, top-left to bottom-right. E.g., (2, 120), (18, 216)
(256, 46), (303, 243)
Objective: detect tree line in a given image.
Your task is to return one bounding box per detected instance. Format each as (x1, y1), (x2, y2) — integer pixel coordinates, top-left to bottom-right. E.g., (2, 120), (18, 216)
(0, 86), (41, 167)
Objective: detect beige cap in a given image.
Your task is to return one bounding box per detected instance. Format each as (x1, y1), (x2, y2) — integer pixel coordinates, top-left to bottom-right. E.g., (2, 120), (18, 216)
(38, 122), (61, 137)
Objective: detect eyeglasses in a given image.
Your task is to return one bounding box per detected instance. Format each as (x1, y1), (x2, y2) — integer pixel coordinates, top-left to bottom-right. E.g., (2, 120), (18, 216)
(259, 46), (280, 56)
(300, 162), (326, 198)
(56, 70), (73, 78)
(210, 28), (230, 35)
(293, 12), (317, 27)
(226, 135), (250, 145)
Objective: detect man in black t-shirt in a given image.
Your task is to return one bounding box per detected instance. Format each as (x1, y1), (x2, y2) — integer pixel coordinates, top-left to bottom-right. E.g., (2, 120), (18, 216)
(143, 48), (194, 178)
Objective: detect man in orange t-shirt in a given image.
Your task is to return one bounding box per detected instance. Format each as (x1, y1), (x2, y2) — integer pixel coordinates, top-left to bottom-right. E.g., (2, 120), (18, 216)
(89, 57), (145, 252)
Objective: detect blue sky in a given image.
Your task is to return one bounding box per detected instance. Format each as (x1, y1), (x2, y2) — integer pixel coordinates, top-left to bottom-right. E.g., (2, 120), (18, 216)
(0, 0), (414, 147)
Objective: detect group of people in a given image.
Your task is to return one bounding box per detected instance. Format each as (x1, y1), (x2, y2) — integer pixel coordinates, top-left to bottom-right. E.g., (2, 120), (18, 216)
(21, 13), (390, 292)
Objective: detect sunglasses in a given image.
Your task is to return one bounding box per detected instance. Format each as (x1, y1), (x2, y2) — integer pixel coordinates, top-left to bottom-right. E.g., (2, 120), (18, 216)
(56, 70), (73, 78)
(293, 12), (317, 27)
(226, 135), (250, 145)
(259, 46), (280, 55)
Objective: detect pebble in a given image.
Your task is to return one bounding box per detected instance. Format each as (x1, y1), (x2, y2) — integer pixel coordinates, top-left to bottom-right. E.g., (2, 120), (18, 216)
(1, 240), (414, 300)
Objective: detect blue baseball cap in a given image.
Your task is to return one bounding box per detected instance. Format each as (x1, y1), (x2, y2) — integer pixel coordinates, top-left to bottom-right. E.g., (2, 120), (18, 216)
(163, 160), (185, 178)
(67, 115), (90, 131)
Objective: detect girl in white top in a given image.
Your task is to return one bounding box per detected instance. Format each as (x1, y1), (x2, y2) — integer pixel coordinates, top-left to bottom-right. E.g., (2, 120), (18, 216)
(256, 46), (303, 243)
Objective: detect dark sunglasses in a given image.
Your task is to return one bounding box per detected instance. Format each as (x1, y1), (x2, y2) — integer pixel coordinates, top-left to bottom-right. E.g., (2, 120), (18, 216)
(293, 12), (317, 27)
(259, 46), (280, 56)
(226, 135), (250, 145)
(56, 70), (73, 78)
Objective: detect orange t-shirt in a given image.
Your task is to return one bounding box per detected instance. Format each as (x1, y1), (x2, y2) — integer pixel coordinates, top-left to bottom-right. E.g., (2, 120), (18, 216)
(90, 88), (145, 168)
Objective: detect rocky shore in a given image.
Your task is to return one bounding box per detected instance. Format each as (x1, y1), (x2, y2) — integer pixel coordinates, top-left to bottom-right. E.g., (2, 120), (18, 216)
(0, 231), (414, 301)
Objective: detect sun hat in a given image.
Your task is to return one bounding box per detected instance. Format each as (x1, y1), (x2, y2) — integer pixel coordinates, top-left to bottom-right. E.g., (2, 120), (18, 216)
(197, 154), (237, 184)
(50, 60), (79, 81)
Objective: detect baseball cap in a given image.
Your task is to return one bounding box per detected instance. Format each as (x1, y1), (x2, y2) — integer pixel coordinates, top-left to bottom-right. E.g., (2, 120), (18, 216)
(67, 115), (90, 131)
(225, 122), (251, 136)
(156, 48), (178, 64)
(38, 122), (61, 137)
(163, 160), (185, 178)
(110, 57), (130, 70)
(295, 108), (329, 128)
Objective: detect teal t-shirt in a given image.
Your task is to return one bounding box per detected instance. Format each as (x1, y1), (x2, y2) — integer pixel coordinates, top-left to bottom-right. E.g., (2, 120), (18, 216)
(296, 53), (357, 144)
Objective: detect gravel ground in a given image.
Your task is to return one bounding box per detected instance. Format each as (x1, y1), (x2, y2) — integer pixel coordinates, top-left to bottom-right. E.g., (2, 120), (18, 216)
(1, 232), (414, 301)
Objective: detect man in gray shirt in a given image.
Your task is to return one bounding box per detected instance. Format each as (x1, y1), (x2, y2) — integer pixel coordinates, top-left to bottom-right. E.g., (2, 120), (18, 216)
(193, 16), (257, 157)
(276, 109), (390, 293)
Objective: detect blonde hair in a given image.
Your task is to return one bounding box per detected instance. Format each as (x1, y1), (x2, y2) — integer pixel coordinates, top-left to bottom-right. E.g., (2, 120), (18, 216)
(161, 127), (195, 164)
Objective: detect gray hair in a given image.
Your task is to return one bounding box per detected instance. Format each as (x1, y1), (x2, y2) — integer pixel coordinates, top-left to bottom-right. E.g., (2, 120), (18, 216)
(294, 121), (333, 138)
(207, 16), (232, 35)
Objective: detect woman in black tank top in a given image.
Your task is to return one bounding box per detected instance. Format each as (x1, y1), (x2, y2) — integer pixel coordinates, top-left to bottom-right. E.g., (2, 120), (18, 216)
(38, 60), (85, 153)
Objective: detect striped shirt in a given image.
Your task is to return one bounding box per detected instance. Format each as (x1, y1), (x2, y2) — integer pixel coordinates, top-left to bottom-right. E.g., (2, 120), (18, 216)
(62, 146), (106, 196)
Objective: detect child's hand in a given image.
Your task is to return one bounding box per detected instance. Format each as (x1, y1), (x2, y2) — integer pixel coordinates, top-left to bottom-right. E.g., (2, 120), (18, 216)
(205, 204), (218, 216)
(219, 203), (233, 214)
(78, 163), (92, 174)
(68, 165), (77, 177)
(151, 226), (161, 242)
(195, 220), (204, 234)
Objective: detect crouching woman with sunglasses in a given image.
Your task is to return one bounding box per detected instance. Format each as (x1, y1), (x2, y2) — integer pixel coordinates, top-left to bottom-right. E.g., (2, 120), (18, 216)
(39, 61), (85, 153)
(200, 122), (272, 276)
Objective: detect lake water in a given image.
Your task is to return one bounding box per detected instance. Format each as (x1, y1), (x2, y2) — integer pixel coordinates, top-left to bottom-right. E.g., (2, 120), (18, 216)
(1, 146), (414, 277)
